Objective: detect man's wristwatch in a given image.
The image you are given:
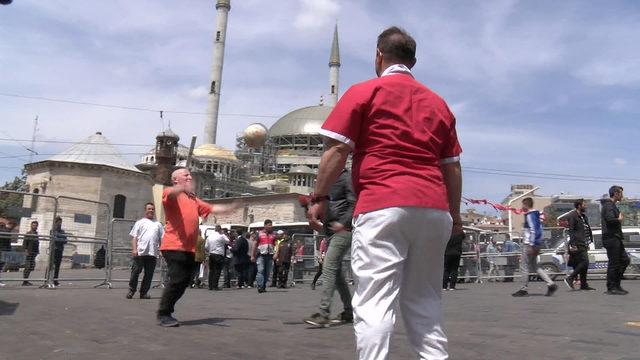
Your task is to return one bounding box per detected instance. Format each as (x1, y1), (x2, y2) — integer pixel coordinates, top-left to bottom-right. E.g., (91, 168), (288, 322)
(309, 193), (330, 204)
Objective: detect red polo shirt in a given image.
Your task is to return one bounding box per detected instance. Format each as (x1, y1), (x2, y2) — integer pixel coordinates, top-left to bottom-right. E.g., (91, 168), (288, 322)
(160, 188), (212, 253)
(320, 72), (462, 216)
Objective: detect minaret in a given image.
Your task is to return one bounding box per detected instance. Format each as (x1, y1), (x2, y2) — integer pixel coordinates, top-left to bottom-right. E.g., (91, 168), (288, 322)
(328, 24), (340, 106)
(204, 0), (231, 144)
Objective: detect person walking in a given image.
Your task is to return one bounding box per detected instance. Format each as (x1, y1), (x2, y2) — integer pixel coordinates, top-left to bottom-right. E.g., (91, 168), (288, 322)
(502, 237), (518, 282)
(156, 168), (237, 327)
(274, 233), (293, 288)
(231, 232), (251, 288)
(512, 197), (558, 297)
(311, 237), (327, 290)
(601, 186), (629, 295)
(486, 239), (499, 281)
(251, 220), (276, 293)
(127, 203), (163, 299)
(443, 233), (464, 290)
(205, 225), (229, 291)
(564, 199), (596, 291)
(308, 26), (463, 359)
(304, 168), (356, 326)
(22, 220), (40, 286)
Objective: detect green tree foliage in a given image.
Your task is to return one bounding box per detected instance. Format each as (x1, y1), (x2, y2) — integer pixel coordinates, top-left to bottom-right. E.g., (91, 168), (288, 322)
(0, 174), (27, 218)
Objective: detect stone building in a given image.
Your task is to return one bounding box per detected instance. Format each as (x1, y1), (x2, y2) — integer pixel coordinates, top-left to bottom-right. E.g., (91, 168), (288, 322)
(23, 132), (155, 262)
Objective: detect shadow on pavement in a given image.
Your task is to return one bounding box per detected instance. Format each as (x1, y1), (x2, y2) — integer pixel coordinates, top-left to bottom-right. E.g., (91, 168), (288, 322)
(0, 300), (19, 316)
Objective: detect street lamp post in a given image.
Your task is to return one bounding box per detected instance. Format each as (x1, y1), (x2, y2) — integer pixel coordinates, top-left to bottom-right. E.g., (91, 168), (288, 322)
(507, 186), (540, 236)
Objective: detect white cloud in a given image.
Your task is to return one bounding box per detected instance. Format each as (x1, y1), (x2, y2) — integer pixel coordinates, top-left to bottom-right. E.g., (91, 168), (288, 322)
(294, 0), (339, 31)
(614, 158), (628, 166)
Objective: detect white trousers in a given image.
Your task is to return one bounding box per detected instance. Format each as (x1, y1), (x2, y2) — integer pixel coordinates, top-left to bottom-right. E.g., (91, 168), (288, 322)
(352, 207), (451, 360)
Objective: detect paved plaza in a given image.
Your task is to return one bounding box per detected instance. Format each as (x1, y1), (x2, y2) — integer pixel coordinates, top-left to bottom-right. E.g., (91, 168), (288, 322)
(1, 270), (640, 360)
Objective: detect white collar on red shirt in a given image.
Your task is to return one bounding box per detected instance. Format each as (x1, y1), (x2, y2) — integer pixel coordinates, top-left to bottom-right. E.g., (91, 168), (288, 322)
(381, 64), (412, 77)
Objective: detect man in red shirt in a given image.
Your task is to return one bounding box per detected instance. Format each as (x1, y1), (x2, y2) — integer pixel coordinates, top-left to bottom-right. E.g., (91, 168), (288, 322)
(250, 219), (276, 293)
(308, 26), (463, 359)
(157, 168), (237, 327)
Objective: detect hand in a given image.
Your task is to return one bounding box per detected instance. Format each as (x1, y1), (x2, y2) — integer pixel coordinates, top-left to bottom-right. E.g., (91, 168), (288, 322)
(619, 213), (624, 221)
(329, 222), (345, 233)
(452, 222), (464, 236)
(250, 256), (256, 263)
(132, 250), (138, 257)
(307, 201), (327, 231)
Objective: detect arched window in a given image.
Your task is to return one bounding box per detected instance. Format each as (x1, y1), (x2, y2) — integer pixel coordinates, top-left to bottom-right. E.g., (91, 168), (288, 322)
(113, 194), (126, 219)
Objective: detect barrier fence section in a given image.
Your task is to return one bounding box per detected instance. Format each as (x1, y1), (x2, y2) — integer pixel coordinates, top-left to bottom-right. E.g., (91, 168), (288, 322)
(50, 196), (111, 288)
(291, 233), (326, 284)
(108, 218), (167, 288)
(0, 190), (58, 286)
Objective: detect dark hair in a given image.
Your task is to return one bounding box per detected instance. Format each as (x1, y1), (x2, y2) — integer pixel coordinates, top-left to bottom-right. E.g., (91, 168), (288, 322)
(522, 197), (534, 208)
(31, 220), (38, 225)
(215, 225), (222, 230)
(264, 219), (272, 226)
(377, 26), (416, 64)
(609, 185), (623, 197)
(54, 216), (62, 222)
(573, 199), (585, 209)
(144, 202), (155, 208)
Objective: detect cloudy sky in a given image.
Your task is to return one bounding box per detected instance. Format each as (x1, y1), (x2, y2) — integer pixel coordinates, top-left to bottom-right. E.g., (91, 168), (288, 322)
(1, 0), (638, 209)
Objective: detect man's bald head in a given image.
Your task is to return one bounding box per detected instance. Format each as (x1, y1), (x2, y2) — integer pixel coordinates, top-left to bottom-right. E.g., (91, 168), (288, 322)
(171, 168), (192, 186)
(377, 26), (416, 67)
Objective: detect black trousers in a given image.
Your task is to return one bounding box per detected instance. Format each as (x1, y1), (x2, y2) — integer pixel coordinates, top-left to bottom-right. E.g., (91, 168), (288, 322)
(248, 262), (257, 287)
(312, 263), (323, 286)
(568, 249), (589, 288)
(277, 262), (291, 287)
(23, 252), (38, 279)
(129, 255), (157, 295)
(603, 238), (630, 291)
(443, 254), (461, 289)
(222, 258), (231, 288)
(271, 259), (279, 286)
(53, 249), (63, 283)
(234, 263), (250, 287)
(208, 254), (226, 290)
(157, 251), (196, 317)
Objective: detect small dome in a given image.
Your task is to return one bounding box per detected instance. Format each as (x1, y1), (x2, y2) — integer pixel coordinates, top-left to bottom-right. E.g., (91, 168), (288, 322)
(157, 129), (180, 140)
(269, 105), (333, 137)
(193, 143), (238, 161)
(288, 165), (315, 174)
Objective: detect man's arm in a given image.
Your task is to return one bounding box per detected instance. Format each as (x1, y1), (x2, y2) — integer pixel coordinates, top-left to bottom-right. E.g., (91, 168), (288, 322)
(567, 212), (577, 246)
(165, 184), (188, 199)
(602, 202), (620, 225)
(441, 161), (462, 235)
(308, 138), (351, 226)
(131, 236), (138, 256)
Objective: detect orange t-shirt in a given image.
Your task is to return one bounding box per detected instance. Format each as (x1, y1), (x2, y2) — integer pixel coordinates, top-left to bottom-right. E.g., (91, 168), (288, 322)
(160, 188), (212, 253)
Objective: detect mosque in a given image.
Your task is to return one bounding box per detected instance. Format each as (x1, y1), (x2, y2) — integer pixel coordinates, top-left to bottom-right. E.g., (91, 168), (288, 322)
(23, 0), (343, 237)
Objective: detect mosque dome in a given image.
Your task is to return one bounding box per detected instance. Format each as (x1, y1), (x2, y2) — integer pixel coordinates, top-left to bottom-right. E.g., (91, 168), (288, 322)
(193, 143), (238, 161)
(269, 105), (333, 137)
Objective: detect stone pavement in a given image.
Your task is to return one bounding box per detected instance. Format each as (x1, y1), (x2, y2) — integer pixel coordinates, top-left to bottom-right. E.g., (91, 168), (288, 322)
(1, 273), (640, 360)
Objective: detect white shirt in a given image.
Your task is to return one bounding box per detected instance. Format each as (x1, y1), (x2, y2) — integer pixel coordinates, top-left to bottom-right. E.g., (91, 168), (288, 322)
(130, 218), (164, 257)
(205, 232), (229, 256)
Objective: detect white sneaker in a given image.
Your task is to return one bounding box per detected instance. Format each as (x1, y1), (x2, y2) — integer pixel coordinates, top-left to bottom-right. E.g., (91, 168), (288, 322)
(0, 281), (6, 287)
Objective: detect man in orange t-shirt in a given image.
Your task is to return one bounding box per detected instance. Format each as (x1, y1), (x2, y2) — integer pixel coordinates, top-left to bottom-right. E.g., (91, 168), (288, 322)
(157, 168), (237, 327)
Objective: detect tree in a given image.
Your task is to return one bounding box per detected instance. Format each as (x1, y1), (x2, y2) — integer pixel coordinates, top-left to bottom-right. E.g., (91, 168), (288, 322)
(0, 174), (28, 219)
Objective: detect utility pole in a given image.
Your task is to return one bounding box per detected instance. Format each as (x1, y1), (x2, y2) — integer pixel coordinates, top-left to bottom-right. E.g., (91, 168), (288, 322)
(29, 115), (38, 163)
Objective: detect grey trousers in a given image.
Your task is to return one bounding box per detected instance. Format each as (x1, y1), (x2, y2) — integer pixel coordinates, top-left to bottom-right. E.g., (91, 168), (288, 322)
(319, 231), (353, 317)
(520, 244), (553, 289)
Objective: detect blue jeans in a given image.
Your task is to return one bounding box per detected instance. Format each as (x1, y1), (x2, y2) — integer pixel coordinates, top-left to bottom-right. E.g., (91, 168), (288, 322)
(256, 254), (273, 289)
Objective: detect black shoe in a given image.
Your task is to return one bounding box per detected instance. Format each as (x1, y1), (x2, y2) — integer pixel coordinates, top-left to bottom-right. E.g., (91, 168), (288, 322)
(126, 291), (134, 299)
(257, 287), (266, 293)
(304, 313), (330, 327)
(53, 281), (60, 286)
(616, 287), (629, 295)
(563, 277), (575, 290)
(606, 289), (626, 295)
(140, 293), (151, 299)
(311, 283), (316, 290)
(512, 289), (529, 297)
(545, 284), (558, 297)
(331, 310), (353, 324)
(157, 315), (179, 327)
(22, 281), (33, 286)
(580, 286), (596, 291)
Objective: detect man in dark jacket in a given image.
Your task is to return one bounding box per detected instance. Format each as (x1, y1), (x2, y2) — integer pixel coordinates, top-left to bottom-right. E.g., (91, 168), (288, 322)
(304, 169), (355, 327)
(51, 216), (67, 287)
(443, 232), (464, 290)
(601, 185), (629, 295)
(22, 220), (40, 286)
(231, 232), (251, 288)
(564, 199), (595, 291)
